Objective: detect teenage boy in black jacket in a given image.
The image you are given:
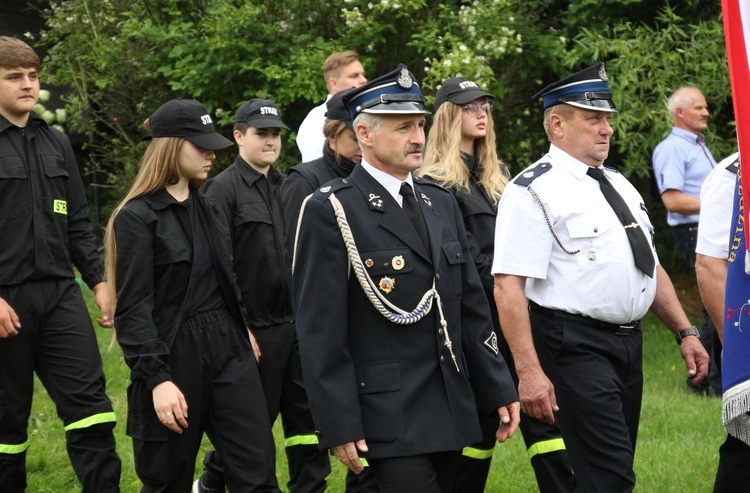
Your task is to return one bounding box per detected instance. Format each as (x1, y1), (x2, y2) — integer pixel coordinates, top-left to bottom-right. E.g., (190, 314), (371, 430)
(195, 99), (329, 493)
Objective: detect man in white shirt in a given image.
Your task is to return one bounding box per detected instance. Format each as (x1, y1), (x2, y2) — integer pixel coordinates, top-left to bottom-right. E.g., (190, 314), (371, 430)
(493, 62), (709, 493)
(694, 152), (750, 492)
(296, 51), (367, 162)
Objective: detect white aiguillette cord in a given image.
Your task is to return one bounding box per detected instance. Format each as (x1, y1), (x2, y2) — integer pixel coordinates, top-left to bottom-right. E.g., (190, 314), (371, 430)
(292, 193), (460, 373)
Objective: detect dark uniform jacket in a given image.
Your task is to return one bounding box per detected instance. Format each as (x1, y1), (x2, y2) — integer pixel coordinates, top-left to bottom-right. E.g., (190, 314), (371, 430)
(280, 144), (357, 257)
(0, 112), (102, 288)
(113, 188), (248, 390)
(203, 157), (293, 329)
(293, 164), (517, 458)
(454, 153), (498, 303)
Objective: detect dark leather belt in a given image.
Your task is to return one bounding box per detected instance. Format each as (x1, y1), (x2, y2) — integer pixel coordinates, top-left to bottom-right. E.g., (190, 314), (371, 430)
(528, 301), (639, 336)
(671, 222), (699, 232)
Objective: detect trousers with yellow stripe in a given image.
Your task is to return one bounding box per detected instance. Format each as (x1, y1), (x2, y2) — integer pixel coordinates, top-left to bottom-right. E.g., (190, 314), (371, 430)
(454, 400), (576, 493)
(0, 279), (121, 493)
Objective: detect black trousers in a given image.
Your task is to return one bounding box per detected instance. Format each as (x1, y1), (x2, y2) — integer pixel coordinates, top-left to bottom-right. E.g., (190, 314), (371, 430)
(368, 451), (461, 493)
(453, 339), (575, 493)
(531, 310), (643, 493)
(0, 278), (120, 493)
(713, 433), (750, 492)
(202, 322), (329, 493)
(672, 223), (722, 394)
(129, 309), (278, 493)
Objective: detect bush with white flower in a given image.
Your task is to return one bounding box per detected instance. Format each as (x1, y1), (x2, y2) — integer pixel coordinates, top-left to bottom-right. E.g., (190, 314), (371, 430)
(33, 88), (67, 133)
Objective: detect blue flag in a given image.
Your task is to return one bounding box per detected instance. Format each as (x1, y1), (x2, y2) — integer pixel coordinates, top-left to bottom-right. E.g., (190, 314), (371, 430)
(723, 169), (750, 444)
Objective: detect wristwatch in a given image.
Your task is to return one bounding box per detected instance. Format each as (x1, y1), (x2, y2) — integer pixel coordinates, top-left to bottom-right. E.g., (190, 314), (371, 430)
(675, 326), (699, 345)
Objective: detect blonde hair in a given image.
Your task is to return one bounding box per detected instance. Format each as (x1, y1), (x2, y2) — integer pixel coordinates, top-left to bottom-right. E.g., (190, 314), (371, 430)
(324, 51), (361, 82)
(104, 135), (198, 316)
(419, 102), (508, 205)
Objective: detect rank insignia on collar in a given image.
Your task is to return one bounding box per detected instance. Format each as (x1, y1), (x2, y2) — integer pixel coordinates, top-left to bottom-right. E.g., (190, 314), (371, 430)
(320, 186), (331, 193)
(397, 68), (414, 89)
(391, 255), (405, 270)
(368, 193), (384, 210)
(483, 331), (499, 355)
(378, 277), (395, 294)
(419, 192), (432, 209)
(365, 258), (374, 268)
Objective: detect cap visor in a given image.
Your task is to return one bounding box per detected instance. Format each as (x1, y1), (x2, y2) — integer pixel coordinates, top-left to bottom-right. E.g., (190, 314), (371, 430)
(564, 100), (618, 112)
(362, 101), (432, 115)
(187, 132), (234, 150)
(241, 117), (290, 130)
(448, 90), (495, 106)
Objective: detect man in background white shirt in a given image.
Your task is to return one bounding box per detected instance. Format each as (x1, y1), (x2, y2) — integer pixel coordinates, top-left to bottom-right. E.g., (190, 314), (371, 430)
(296, 51), (367, 162)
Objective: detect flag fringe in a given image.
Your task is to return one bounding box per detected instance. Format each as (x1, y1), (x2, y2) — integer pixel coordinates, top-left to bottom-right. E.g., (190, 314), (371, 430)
(723, 381), (750, 445)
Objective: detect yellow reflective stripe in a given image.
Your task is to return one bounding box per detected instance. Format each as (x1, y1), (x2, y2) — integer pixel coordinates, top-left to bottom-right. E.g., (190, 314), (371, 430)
(284, 434), (319, 447)
(0, 440), (30, 454)
(527, 438), (567, 459)
(462, 445), (495, 460)
(63, 412), (117, 431)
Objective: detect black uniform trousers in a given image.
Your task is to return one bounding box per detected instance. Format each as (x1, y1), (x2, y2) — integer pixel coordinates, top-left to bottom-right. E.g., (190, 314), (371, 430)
(713, 432), (750, 492)
(130, 309), (278, 493)
(368, 451), (461, 493)
(453, 346), (575, 493)
(530, 309), (643, 493)
(0, 278), (120, 493)
(202, 322), (329, 493)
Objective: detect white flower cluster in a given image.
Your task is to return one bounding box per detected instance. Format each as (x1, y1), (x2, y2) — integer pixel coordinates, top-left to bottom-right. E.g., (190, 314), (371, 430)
(34, 89), (67, 133)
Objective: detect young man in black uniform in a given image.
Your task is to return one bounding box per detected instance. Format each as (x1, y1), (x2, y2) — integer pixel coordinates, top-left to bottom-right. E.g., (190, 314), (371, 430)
(195, 99), (329, 493)
(0, 36), (121, 492)
(292, 65), (520, 492)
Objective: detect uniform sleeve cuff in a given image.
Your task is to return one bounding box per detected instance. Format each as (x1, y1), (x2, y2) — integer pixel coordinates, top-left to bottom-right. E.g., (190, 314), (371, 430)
(146, 371), (172, 391)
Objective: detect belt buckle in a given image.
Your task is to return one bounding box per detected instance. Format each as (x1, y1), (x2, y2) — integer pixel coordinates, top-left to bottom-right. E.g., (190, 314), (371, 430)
(615, 324), (634, 336)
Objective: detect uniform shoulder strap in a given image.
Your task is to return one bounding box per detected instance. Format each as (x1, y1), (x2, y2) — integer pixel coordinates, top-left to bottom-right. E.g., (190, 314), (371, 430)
(513, 162), (552, 186)
(726, 157), (740, 175)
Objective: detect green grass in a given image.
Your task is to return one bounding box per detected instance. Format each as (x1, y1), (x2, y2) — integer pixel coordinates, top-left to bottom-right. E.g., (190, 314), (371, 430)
(25, 286), (723, 492)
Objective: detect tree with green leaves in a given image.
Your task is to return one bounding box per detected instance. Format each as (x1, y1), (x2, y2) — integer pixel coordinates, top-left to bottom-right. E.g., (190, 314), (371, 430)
(39, 0), (732, 223)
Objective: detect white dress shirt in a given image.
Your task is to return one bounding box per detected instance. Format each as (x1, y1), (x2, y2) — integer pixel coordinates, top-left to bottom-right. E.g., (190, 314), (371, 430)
(296, 95), (331, 162)
(696, 152), (739, 260)
(492, 144), (658, 323)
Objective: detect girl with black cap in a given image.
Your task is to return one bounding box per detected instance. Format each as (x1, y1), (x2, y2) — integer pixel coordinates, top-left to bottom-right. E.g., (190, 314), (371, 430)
(418, 79), (575, 493)
(104, 99), (280, 492)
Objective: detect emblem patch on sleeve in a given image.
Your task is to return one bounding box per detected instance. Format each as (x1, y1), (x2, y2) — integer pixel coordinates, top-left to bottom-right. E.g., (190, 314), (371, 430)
(484, 332), (499, 355)
(53, 199), (67, 215)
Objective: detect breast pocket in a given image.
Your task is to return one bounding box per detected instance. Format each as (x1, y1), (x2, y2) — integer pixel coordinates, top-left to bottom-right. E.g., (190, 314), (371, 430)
(0, 154), (30, 218)
(565, 213), (619, 264)
(41, 153), (69, 201)
(235, 200), (272, 227)
(357, 248), (415, 305)
(153, 236), (192, 265)
(356, 361), (402, 444)
(441, 240), (466, 298)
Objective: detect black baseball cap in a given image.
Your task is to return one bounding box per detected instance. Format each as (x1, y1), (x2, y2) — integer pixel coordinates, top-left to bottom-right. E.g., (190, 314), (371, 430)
(234, 99), (290, 130)
(148, 99), (233, 150)
(325, 88), (355, 131)
(434, 77), (495, 112)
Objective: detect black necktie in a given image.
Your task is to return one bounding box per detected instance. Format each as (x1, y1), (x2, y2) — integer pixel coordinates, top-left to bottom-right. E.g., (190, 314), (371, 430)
(587, 167), (655, 278)
(399, 182), (430, 251)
